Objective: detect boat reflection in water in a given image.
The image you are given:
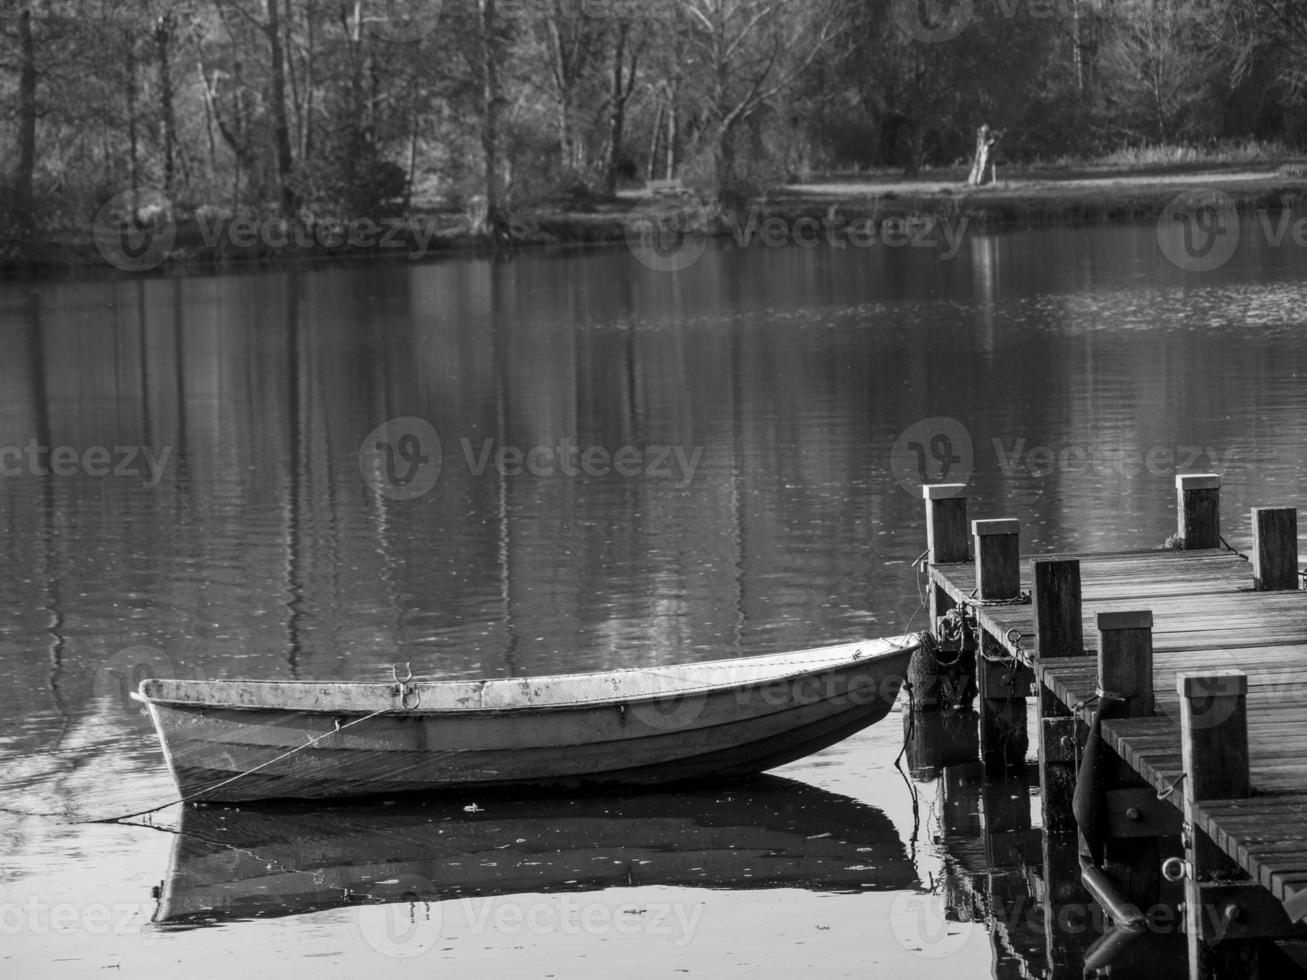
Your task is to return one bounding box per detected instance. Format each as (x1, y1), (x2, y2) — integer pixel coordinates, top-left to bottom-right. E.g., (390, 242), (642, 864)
(152, 775), (917, 929)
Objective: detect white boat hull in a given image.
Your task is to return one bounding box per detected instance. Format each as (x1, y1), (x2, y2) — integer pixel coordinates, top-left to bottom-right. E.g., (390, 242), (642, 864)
(137, 636), (919, 803)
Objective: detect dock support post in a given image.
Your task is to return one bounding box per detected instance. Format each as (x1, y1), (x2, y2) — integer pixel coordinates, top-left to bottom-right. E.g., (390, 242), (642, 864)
(924, 484), (970, 565)
(1178, 670), (1254, 980)
(978, 632), (1028, 773)
(923, 483), (968, 623)
(1176, 474), (1221, 550)
(1034, 559), (1083, 831)
(1097, 611), (1154, 718)
(972, 519), (1024, 772)
(1252, 507), (1299, 591)
(1033, 559), (1093, 977)
(1090, 611), (1189, 976)
(973, 519), (1021, 600)
(914, 485), (971, 711)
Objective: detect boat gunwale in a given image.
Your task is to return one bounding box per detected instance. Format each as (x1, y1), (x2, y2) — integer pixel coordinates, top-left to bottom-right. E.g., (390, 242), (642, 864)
(133, 636), (920, 716)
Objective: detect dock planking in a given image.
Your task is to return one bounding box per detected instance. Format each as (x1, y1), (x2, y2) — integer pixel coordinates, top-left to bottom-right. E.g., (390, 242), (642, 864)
(924, 491), (1307, 968)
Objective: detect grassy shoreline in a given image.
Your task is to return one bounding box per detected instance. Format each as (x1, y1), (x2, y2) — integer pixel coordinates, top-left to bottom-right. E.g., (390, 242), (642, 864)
(7, 162), (1306, 280)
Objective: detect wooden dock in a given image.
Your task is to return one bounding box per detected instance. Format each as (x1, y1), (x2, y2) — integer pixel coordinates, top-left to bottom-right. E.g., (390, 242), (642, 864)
(917, 476), (1307, 979)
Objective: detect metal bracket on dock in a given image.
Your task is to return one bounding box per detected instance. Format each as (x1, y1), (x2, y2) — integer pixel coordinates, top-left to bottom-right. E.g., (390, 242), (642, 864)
(1194, 882), (1307, 942)
(1104, 787), (1183, 839)
(1041, 717), (1077, 763)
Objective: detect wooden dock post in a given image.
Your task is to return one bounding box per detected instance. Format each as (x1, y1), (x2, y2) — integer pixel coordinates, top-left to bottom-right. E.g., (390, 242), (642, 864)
(1033, 559), (1083, 832)
(1092, 611), (1189, 977)
(972, 520), (1025, 771)
(924, 484), (969, 565)
(923, 484), (968, 623)
(914, 485), (972, 711)
(1176, 474), (1221, 550)
(973, 519), (1020, 600)
(1032, 559), (1091, 976)
(1252, 506), (1299, 591)
(1177, 670), (1252, 980)
(1097, 611), (1154, 717)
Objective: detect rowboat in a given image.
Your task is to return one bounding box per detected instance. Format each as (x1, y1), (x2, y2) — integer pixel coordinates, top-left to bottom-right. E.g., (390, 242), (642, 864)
(135, 634), (920, 803)
(151, 776), (917, 929)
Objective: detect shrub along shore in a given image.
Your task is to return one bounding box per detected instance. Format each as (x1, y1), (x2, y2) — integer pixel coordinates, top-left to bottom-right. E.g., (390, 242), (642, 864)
(5, 162), (1306, 280)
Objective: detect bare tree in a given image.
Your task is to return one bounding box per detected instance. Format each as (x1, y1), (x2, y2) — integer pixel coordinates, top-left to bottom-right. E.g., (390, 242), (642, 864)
(1098, 0), (1222, 142)
(677, 0), (836, 196)
(602, 18), (644, 196)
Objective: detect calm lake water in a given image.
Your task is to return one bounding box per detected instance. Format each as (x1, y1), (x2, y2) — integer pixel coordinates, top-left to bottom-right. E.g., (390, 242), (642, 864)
(2, 215), (1306, 979)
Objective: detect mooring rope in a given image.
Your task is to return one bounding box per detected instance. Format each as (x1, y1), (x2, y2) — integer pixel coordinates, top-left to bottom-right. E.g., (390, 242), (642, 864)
(1219, 535), (1250, 561)
(87, 705), (393, 825)
(894, 679), (916, 770)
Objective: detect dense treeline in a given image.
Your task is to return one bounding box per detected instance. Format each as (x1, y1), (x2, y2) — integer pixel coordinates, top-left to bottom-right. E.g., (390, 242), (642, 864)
(2, 0), (1305, 241)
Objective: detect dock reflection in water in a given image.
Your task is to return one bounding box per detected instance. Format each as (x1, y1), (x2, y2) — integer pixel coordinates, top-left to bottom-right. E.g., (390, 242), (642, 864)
(152, 775), (918, 930)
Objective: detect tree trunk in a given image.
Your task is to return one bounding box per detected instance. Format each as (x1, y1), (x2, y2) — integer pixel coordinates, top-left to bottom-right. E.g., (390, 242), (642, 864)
(713, 120), (737, 194)
(665, 86), (678, 181)
(266, 0), (297, 215)
(155, 13), (177, 196)
(126, 35), (139, 193)
(603, 22), (633, 198)
(15, 7), (38, 237)
(300, 0), (315, 161)
(479, 0), (507, 236)
(967, 124), (1001, 187)
(646, 99), (664, 183)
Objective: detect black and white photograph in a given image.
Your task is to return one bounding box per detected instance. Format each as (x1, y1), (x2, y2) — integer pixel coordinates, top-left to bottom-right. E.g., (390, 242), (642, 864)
(2, 1), (1307, 977)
